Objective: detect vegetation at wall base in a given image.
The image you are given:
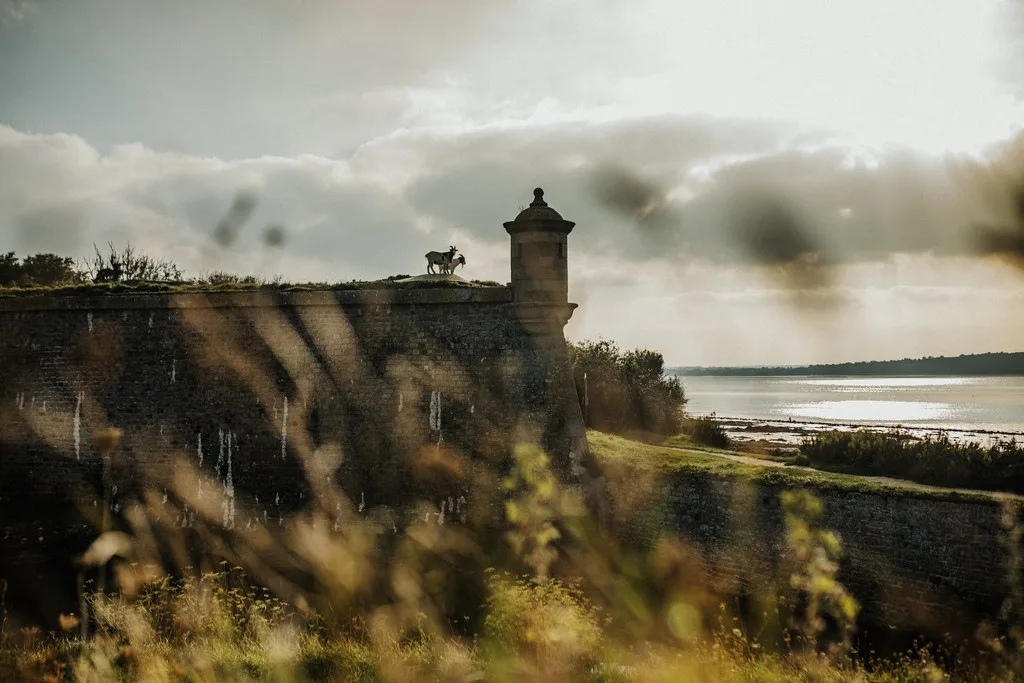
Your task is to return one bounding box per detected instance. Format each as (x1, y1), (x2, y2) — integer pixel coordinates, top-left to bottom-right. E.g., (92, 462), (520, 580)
(568, 339), (687, 437)
(800, 429), (1024, 495)
(671, 413), (732, 449)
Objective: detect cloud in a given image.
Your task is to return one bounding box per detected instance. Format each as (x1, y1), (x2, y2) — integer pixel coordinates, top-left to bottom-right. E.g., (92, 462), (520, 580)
(964, 134), (1024, 269)
(0, 125), (464, 281)
(6, 109), (1024, 272)
(396, 115), (795, 257)
(3, 119), (1024, 366)
(390, 116), (1024, 297)
(3, 114), (1024, 294)
(0, 0), (517, 157)
(589, 135), (1024, 274)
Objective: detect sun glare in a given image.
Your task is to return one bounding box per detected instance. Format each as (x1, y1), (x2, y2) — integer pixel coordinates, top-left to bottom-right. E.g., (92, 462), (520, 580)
(643, 0), (1020, 154)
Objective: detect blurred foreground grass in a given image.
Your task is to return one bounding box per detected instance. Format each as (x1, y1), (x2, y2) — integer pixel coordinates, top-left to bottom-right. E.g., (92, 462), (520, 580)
(0, 436), (1017, 681)
(2, 571), (956, 682)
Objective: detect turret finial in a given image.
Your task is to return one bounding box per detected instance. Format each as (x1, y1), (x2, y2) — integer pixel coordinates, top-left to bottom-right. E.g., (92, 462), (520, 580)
(531, 187), (546, 206)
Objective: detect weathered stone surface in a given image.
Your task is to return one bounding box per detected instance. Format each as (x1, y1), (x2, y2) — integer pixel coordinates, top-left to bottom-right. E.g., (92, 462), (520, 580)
(0, 286), (592, 619)
(630, 471), (1016, 642)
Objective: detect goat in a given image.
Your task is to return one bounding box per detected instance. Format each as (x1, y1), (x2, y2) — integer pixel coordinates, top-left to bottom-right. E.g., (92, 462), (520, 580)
(425, 245), (457, 274)
(442, 254), (466, 275)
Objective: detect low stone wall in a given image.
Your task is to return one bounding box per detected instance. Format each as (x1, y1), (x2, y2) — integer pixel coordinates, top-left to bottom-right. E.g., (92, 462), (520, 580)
(649, 470), (1013, 641)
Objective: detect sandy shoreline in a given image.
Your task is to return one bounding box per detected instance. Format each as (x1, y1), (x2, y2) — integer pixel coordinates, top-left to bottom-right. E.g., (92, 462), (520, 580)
(704, 415), (1024, 451)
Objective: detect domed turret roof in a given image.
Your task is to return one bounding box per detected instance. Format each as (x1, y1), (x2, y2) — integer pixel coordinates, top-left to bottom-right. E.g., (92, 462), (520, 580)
(504, 188), (575, 234)
(513, 188), (564, 221)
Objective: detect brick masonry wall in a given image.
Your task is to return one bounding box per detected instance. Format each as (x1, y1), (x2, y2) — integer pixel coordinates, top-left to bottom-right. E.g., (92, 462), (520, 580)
(0, 287), (590, 622)
(640, 471), (1014, 641)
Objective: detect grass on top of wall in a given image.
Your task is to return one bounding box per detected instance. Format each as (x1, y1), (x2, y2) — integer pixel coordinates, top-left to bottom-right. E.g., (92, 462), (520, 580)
(0, 277), (504, 297)
(588, 430), (1007, 505)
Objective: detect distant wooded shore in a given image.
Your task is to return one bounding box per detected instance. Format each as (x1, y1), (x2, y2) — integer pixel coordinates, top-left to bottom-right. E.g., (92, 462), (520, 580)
(669, 351), (1024, 377)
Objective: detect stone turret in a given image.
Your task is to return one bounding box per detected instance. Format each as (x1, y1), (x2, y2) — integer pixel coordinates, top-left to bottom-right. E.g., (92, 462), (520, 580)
(502, 187), (597, 502)
(504, 188), (577, 334)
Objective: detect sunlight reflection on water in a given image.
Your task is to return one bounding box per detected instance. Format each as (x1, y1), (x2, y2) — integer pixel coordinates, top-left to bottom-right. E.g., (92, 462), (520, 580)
(796, 377), (979, 391)
(679, 375), (1024, 434)
(782, 400), (952, 422)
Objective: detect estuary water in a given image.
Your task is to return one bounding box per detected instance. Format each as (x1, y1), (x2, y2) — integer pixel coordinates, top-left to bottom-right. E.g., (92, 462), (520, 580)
(677, 375), (1024, 443)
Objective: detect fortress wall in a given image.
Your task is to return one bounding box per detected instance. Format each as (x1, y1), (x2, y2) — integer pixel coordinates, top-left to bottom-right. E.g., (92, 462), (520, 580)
(3, 288), (1011, 643)
(0, 287), (586, 615)
(641, 471), (1013, 642)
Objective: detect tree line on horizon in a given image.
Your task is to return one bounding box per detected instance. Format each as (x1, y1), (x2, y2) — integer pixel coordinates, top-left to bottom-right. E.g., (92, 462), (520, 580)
(0, 244), (185, 288)
(671, 351), (1024, 377)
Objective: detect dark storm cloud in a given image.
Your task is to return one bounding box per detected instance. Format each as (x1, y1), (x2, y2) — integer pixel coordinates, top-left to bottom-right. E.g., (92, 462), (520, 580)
(974, 198), (1024, 269)
(212, 193), (258, 247)
(401, 115), (795, 255)
(400, 120), (993, 264)
(963, 134), (1024, 269)
(590, 164), (833, 288)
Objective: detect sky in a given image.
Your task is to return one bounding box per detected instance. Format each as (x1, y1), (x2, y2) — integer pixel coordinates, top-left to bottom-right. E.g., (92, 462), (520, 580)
(2, 0), (1024, 365)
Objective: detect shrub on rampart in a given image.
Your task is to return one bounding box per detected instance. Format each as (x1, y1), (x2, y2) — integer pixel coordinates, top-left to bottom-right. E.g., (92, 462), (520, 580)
(800, 429), (1024, 494)
(568, 339), (687, 436)
(681, 413), (732, 449)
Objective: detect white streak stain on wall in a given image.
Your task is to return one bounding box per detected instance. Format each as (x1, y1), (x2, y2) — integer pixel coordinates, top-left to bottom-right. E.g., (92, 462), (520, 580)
(223, 431), (235, 529)
(569, 450), (585, 479)
(429, 391), (441, 431)
(73, 391), (83, 460)
(281, 396), (289, 459)
(216, 428), (224, 480)
(87, 312), (93, 332)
